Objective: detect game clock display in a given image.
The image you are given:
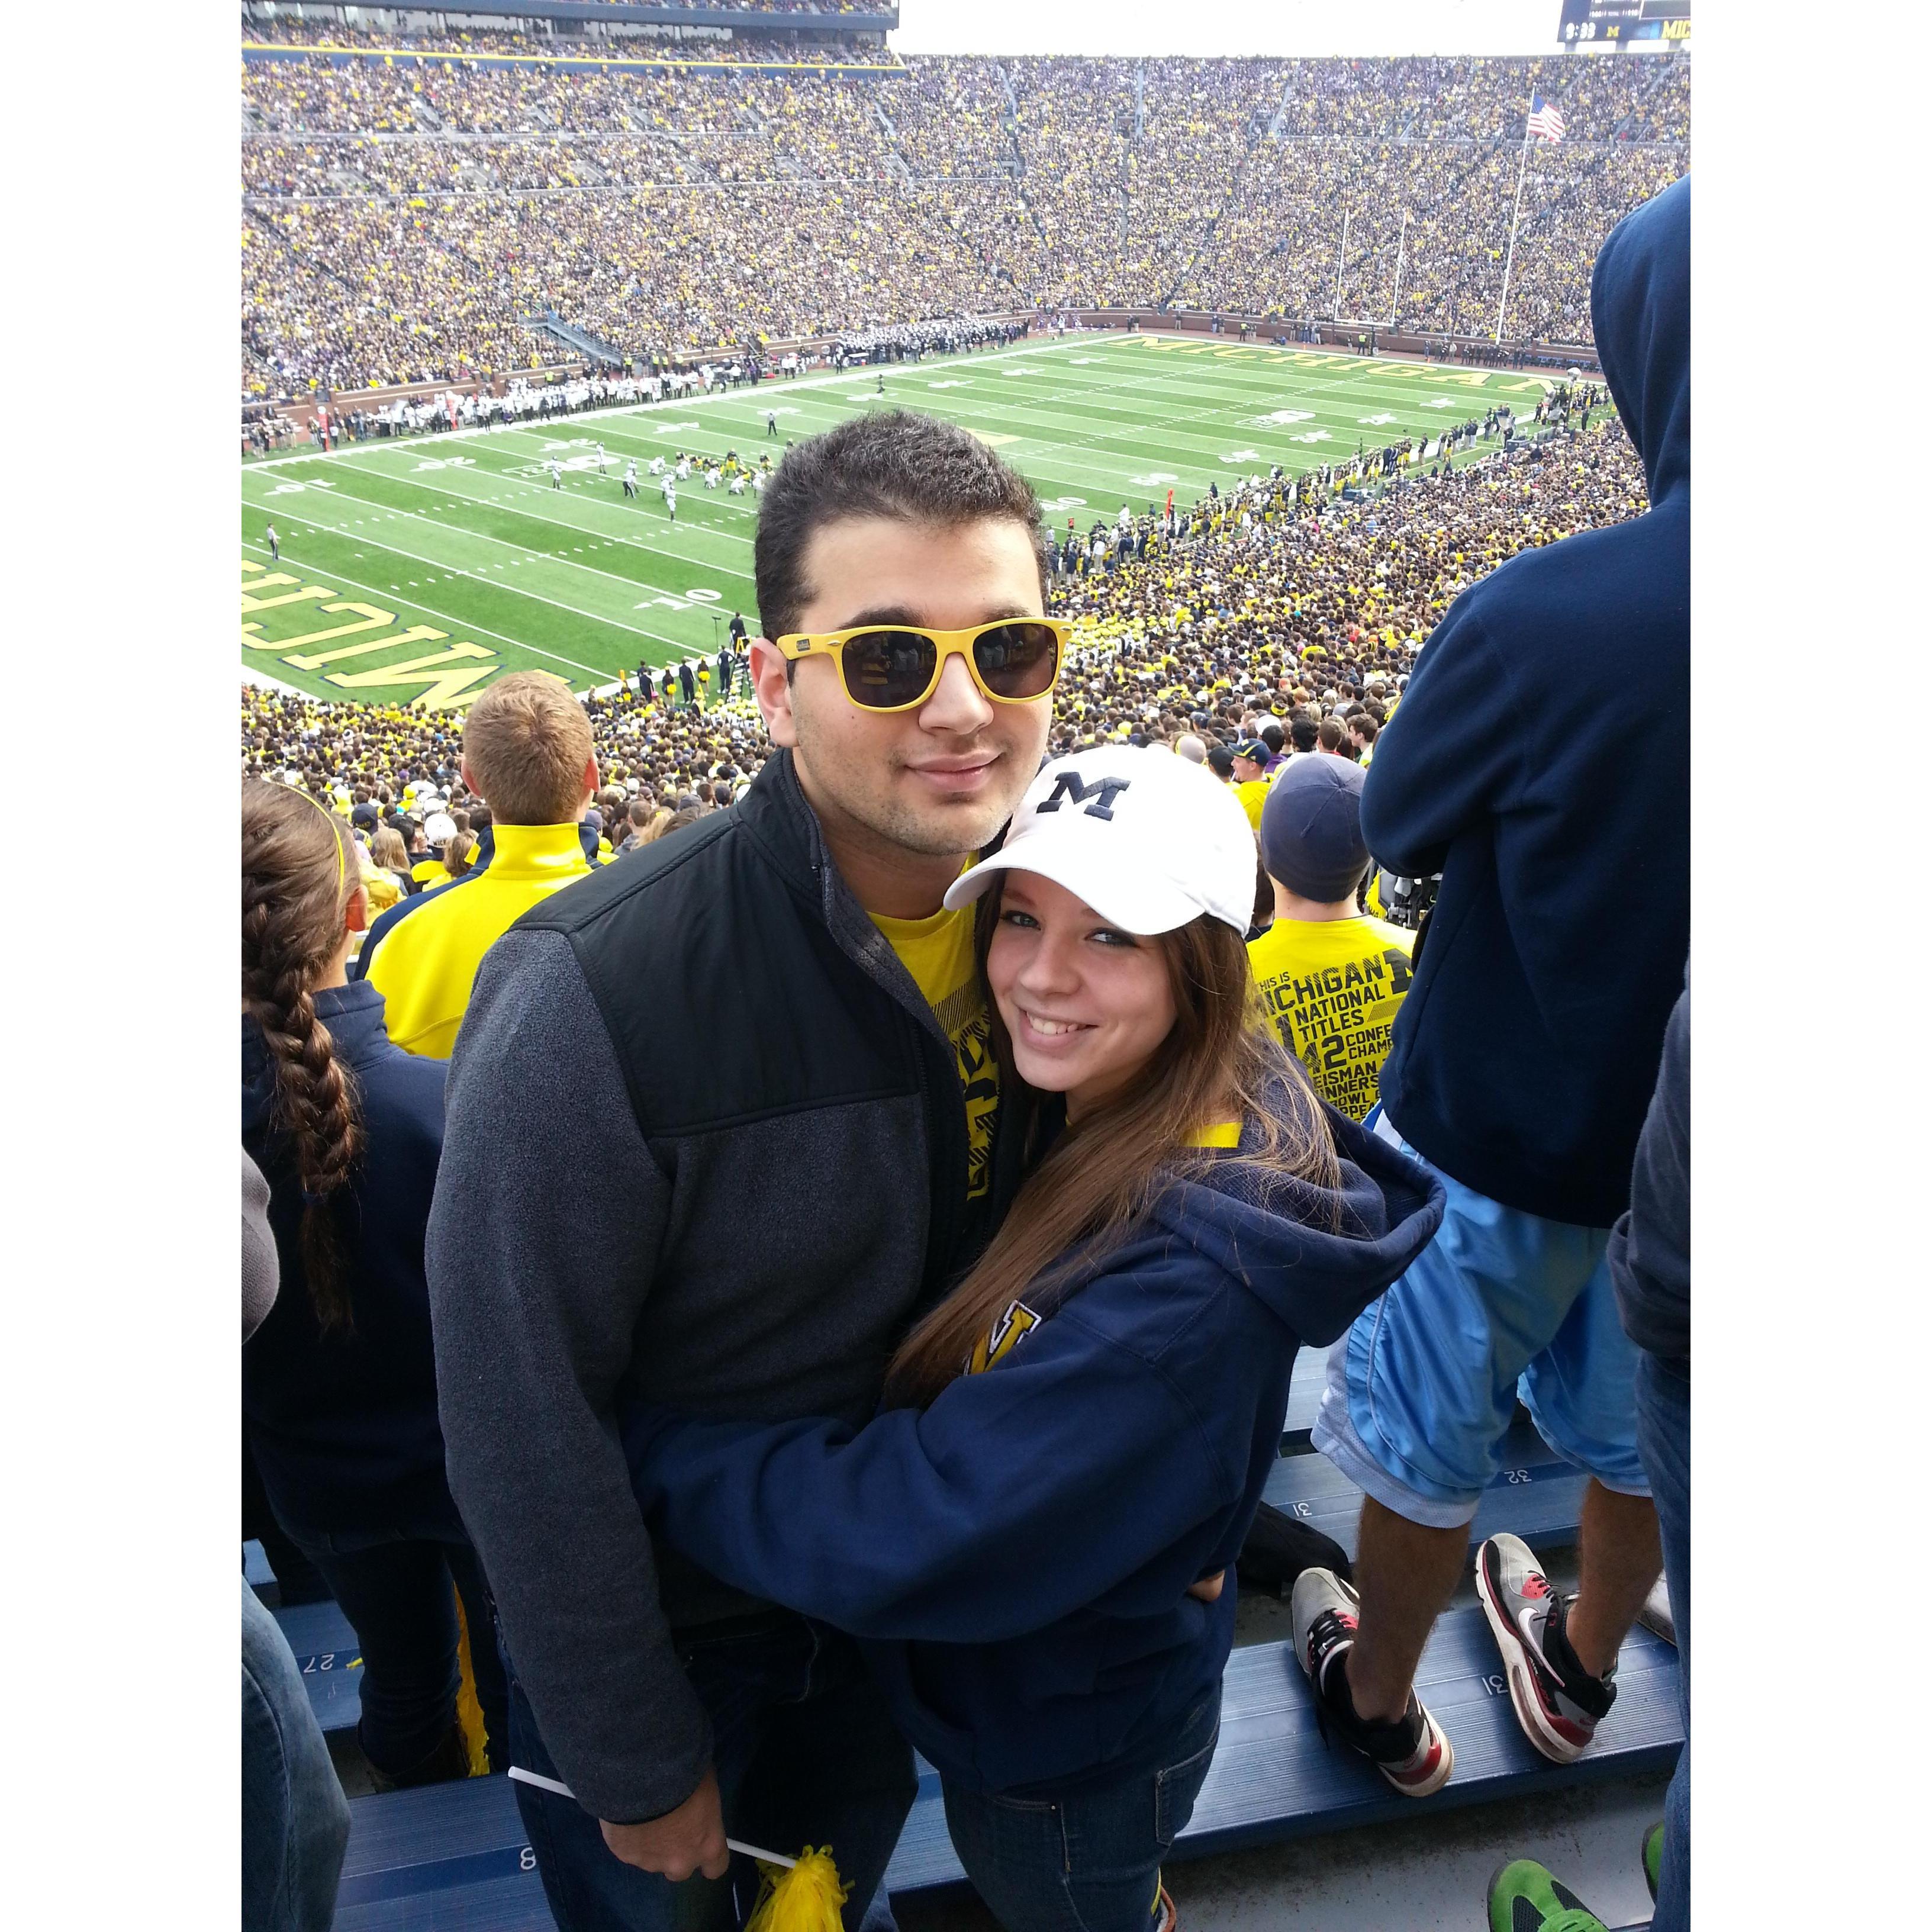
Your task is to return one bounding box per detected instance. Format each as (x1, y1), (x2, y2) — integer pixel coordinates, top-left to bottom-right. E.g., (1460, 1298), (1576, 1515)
(1559, 0), (1690, 44)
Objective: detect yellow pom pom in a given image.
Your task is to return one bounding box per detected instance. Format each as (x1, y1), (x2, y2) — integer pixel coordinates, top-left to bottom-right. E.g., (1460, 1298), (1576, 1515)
(745, 1847), (848, 1932)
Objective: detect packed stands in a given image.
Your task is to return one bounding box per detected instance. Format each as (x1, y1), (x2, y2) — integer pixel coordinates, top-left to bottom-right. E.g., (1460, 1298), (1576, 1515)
(240, 41), (1687, 398)
(242, 8), (1693, 1907)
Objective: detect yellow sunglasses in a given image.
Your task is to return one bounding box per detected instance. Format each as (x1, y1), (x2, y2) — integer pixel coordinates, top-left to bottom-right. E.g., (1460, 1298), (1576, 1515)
(774, 618), (1070, 713)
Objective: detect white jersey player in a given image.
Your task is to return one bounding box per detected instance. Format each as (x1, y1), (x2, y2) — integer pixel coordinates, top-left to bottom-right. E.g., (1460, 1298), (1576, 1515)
(662, 479), (678, 522)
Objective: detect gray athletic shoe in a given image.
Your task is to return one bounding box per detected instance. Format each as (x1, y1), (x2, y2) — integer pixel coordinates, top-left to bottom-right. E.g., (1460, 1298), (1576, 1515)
(1635, 1572), (1675, 1647)
(1474, 1533), (1617, 1764)
(1290, 1567), (1454, 1796)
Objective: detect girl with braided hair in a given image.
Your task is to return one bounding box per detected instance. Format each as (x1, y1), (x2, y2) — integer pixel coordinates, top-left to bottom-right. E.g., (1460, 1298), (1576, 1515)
(242, 779), (506, 1789)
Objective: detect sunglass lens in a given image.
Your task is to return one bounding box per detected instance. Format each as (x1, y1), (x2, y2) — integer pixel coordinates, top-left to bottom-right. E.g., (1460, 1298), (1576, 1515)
(841, 629), (938, 709)
(973, 623), (1060, 700)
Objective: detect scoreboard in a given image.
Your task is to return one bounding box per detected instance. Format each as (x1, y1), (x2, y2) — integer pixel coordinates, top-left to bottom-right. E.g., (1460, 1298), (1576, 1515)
(1557, 0), (1691, 45)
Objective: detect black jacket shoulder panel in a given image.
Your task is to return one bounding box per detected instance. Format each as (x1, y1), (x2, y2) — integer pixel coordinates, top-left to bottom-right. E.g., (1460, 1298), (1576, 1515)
(517, 759), (922, 1138)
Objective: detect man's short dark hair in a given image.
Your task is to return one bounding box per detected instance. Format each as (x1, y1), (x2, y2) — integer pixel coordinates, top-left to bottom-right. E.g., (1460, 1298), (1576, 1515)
(1290, 717), (1320, 754)
(1260, 721), (1285, 755)
(754, 411), (1046, 648)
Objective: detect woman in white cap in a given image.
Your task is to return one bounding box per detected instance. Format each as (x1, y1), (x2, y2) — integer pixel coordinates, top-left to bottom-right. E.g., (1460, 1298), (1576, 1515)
(622, 748), (1444, 1932)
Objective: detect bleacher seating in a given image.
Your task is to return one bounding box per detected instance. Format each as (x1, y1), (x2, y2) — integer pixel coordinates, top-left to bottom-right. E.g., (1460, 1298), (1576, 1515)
(294, 1360), (1674, 1928)
(333, 1614), (1680, 1926)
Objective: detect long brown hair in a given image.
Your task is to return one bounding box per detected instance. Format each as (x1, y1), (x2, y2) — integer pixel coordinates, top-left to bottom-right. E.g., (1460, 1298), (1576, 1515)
(242, 780), (363, 1334)
(884, 882), (1341, 1407)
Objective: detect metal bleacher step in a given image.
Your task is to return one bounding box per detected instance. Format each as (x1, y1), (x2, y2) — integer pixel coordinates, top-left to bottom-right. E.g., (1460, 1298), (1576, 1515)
(335, 1614), (1681, 1928)
(247, 1543), (367, 1733)
(274, 1598), (365, 1734)
(1264, 1413), (1590, 1559)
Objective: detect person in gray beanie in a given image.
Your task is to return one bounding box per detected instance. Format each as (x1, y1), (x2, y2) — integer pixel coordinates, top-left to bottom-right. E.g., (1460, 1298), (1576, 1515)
(1246, 758), (1415, 1120)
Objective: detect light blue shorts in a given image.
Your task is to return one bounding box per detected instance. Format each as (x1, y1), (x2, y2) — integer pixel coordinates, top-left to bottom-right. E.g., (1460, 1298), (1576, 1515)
(1311, 1112), (1651, 1530)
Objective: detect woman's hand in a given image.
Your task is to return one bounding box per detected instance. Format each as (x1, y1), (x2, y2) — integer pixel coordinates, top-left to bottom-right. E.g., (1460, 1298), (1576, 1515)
(1186, 1569), (1226, 1603)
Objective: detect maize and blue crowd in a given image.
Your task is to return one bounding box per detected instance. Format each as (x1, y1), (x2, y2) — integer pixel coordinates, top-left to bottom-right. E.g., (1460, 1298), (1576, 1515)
(242, 37), (1686, 398)
(241, 21), (1691, 1932)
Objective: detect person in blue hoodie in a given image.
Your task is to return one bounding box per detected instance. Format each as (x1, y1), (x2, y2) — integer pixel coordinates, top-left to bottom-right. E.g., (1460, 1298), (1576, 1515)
(619, 748), (1444, 1932)
(1292, 178), (1689, 1795)
(242, 778), (507, 1787)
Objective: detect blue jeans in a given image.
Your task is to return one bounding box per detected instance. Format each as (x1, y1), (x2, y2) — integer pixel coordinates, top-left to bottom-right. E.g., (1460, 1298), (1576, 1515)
(510, 1612), (915, 1932)
(242, 1576), (350, 1932)
(288, 1519), (508, 1780)
(1635, 1352), (1689, 1931)
(940, 1686), (1222, 1932)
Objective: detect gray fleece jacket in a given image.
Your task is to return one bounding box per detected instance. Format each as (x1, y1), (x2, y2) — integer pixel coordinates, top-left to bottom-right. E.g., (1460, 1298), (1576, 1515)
(426, 749), (1017, 1824)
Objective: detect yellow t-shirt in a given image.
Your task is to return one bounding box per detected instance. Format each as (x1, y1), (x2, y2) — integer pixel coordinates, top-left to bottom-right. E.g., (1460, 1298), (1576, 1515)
(872, 903), (999, 1202)
(1234, 776), (1271, 832)
(1247, 916), (1415, 1120)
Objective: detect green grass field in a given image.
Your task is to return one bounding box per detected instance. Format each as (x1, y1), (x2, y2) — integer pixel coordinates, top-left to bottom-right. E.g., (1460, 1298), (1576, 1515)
(241, 334), (1566, 710)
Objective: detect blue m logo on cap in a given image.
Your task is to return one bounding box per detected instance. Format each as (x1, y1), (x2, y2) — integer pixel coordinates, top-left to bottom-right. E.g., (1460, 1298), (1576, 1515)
(1036, 773), (1132, 822)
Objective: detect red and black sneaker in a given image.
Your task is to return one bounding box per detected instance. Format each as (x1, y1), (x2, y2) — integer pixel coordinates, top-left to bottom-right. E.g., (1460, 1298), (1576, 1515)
(1474, 1533), (1618, 1765)
(1290, 1568), (1455, 1797)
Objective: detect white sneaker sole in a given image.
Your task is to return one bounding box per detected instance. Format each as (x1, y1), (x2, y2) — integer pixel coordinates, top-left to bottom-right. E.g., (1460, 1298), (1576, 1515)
(1474, 1554), (1586, 1766)
(1382, 1713), (1456, 1798)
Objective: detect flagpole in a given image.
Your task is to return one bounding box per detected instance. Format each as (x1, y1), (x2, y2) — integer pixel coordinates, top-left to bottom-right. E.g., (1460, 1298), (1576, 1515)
(1390, 210), (1409, 326)
(1493, 116), (1532, 344)
(1332, 208), (1350, 319)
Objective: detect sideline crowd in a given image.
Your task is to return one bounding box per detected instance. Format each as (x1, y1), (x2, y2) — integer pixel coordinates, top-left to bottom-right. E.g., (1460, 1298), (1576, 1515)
(244, 181), (1689, 1932)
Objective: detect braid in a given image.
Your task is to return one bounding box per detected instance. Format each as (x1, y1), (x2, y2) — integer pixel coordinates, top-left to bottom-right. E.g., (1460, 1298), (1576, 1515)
(242, 783), (363, 1335)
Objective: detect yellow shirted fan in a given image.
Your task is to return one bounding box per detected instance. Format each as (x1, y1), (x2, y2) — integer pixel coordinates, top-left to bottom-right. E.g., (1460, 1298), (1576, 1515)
(506, 1766), (849, 1932)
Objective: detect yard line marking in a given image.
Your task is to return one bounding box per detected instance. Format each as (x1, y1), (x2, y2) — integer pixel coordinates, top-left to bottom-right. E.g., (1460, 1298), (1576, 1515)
(237, 493), (686, 645)
(240, 540), (632, 678)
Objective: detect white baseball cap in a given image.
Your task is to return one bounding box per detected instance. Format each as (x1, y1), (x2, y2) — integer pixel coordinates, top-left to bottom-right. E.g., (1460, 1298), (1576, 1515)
(943, 746), (1257, 936)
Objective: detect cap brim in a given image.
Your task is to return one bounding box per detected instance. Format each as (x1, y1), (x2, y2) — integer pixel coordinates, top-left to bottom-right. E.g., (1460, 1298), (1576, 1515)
(944, 845), (1202, 936)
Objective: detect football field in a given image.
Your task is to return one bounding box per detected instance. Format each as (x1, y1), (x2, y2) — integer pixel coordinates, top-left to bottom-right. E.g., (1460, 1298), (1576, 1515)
(241, 334), (1566, 711)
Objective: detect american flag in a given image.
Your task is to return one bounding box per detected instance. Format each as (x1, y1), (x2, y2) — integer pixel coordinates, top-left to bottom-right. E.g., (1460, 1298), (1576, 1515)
(1527, 94), (1566, 143)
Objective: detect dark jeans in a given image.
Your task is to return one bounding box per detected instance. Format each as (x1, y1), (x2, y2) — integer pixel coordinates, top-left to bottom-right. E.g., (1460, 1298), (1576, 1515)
(242, 1576), (350, 1932)
(940, 1686), (1222, 1932)
(289, 1521), (508, 1780)
(1635, 1351), (1689, 1932)
(510, 1612), (915, 1932)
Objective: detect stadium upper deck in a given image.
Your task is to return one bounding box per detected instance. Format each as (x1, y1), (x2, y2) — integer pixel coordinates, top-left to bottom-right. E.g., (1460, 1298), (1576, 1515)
(240, 38), (1688, 397)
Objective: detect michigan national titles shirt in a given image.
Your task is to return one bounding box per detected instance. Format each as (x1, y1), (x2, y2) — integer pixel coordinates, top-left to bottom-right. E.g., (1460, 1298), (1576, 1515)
(871, 902), (1000, 1202)
(1246, 916), (1415, 1120)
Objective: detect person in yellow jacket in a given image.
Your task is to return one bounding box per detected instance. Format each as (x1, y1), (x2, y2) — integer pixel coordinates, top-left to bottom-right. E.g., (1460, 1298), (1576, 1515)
(359, 674), (598, 1058)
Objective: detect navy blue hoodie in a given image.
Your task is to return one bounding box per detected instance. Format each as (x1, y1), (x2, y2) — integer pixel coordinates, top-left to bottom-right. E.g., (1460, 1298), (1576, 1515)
(242, 980), (459, 1538)
(624, 1102), (1442, 1796)
(1360, 176), (1689, 1229)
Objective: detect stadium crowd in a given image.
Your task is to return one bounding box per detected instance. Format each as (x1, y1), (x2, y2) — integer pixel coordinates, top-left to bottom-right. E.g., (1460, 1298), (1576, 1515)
(241, 47), (1687, 397)
(244, 174), (1689, 1932)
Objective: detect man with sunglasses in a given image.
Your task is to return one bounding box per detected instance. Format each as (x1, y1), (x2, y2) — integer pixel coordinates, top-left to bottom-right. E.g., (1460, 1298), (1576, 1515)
(427, 411), (1064, 1932)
